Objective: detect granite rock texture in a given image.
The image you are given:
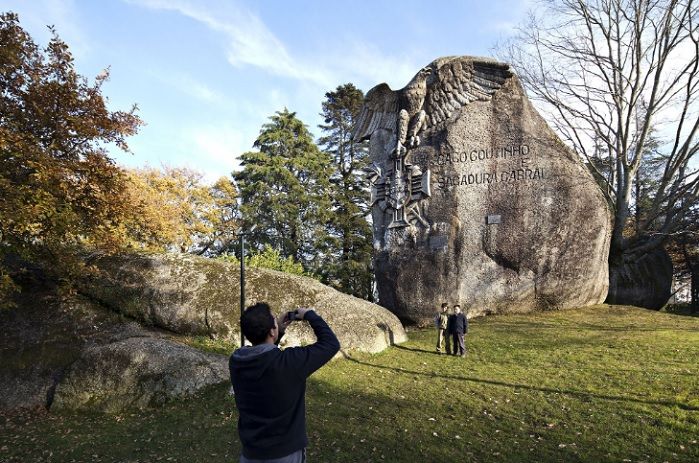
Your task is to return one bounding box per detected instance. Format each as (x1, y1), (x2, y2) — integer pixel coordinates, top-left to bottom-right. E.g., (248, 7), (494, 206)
(80, 253), (407, 352)
(356, 56), (612, 324)
(607, 247), (673, 310)
(51, 336), (228, 412)
(2, 254), (406, 412)
(0, 294), (226, 412)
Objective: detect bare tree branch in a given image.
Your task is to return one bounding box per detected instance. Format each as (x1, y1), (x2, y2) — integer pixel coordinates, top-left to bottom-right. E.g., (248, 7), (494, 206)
(498, 0), (699, 258)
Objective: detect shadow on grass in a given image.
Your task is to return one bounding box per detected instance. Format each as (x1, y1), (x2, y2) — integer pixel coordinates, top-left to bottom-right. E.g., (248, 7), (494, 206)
(344, 356), (699, 411)
(392, 344), (443, 355)
(306, 371), (699, 463)
(487, 320), (699, 333)
(663, 304), (699, 318)
(4, 371), (697, 463)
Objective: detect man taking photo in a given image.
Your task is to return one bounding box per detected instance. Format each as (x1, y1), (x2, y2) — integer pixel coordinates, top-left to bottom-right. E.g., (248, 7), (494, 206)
(229, 303), (340, 463)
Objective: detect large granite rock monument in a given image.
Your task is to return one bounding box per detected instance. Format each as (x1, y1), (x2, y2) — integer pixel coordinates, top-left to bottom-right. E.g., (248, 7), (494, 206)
(353, 56), (612, 324)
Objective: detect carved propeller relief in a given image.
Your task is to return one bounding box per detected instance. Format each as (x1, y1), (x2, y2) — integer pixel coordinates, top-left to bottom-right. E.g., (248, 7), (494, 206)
(366, 149), (431, 229)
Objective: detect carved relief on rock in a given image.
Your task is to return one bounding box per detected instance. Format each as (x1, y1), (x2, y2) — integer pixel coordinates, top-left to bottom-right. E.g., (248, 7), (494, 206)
(354, 57), (512, 240)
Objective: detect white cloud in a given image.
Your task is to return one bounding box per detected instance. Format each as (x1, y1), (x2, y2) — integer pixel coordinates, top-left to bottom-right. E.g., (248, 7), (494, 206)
(187, 80), (219, 103)
(183, 125), (251, 181)
(190, 126), (242, 162)
(125, 0), (423, 92)
(116, 123), (252, 183)
(126, 0), (335, 87)
(120, 0), (432, 180)
(330, 41), (420, 90)
(145, 69), (225, 104)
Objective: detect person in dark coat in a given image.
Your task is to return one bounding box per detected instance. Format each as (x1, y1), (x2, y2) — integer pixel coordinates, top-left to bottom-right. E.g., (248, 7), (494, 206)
(446, 309), (455, 355)
(229, 303), (340, 462)
(451, 304), (468, 357)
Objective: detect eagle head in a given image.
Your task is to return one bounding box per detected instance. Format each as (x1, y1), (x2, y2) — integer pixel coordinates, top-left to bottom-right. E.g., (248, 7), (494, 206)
(417, 66), (433, 82)
(406, 66), (433, 90)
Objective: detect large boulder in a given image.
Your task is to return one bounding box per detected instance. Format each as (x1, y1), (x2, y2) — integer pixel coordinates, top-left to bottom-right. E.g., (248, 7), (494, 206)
(0, 294), (227, 412)
(354, 56), (612, 324)
(1, 253), (406, 413)
(80, 253), (407, 352)
(607, 247), (673, 310)
(51, 337), (228, 412)
(0, 295), (87, 411)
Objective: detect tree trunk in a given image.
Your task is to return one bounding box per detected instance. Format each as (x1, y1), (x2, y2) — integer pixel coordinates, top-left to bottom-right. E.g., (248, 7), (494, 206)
(606, 246), (673, 310)
(635, 168), (641, 235)
(680, 240), (698, 314)
(692, 269), (698, 314)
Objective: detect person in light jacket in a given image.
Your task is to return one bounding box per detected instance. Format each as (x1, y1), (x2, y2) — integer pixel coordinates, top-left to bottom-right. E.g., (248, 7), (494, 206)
(434, 302), (450, 354)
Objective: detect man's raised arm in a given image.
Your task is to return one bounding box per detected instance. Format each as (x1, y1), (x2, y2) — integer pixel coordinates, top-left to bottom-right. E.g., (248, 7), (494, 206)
(290, 308), (340, 378)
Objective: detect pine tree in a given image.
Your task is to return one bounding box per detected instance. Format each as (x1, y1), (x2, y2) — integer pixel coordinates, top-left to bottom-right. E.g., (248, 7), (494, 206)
(234, 109), (333, 271)
(318, 84), (374, 300)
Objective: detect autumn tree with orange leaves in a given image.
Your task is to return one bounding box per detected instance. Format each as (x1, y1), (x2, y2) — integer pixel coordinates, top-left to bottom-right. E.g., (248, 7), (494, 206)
(0, 12), (142, 303)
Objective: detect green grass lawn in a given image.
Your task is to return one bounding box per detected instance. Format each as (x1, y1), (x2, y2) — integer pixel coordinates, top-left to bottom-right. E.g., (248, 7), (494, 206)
(2, 305), (698, 462)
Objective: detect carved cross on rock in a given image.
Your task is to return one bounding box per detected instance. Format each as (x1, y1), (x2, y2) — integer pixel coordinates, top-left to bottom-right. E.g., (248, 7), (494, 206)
(367, 148), (431, 229)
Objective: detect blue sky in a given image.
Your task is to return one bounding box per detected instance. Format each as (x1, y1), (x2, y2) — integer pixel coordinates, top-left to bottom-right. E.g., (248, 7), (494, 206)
(4, 0), (531, 181)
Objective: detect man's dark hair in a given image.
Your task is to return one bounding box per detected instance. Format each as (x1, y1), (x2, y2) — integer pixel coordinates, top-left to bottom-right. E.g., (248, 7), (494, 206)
(241, 302), (275, 345)
(441, 302), (448, 308)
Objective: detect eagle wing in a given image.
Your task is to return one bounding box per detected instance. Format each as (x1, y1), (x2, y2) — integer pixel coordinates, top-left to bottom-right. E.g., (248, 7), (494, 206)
(352, 83), (399, 142)
(424, 58), (512, 132)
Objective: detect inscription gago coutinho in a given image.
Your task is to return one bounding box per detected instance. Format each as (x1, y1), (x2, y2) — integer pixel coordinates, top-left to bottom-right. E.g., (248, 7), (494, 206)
(410, 144), (546, 189)
(431, 144), (532, 166)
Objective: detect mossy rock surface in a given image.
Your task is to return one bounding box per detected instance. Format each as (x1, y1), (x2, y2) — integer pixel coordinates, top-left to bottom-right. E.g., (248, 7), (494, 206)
(2, 253), (406, 413)
(51, 337), (228, 413)
(1, 294), (228, 412)
(81, 252), (407, 353)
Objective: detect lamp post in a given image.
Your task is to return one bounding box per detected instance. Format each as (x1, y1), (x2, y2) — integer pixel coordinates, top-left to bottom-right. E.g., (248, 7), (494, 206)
(239, 233), (246, 348)
(238, 225), (256, 348)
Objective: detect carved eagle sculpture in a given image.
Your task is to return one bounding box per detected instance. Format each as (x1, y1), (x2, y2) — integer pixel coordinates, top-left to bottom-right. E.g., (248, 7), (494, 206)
(352, 56), (513, 152)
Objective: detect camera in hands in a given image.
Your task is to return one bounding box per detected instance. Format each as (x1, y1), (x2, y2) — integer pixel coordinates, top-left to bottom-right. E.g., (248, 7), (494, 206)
(285, 308), (310, 322)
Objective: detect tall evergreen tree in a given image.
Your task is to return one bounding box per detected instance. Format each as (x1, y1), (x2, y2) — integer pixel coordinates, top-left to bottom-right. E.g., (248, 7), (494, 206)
(318, 83), (373, 300)
(234, 109), (333, 270)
